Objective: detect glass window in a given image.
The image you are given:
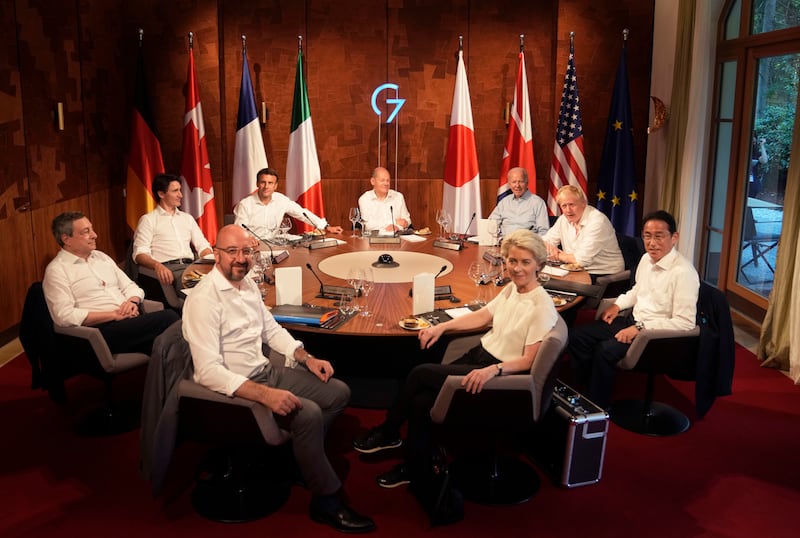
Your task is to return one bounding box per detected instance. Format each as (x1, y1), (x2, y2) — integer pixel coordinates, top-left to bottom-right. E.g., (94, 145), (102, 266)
(751, 0), (800, 35)
(736, 53), (797, 296)
(725, 0), (741, 40)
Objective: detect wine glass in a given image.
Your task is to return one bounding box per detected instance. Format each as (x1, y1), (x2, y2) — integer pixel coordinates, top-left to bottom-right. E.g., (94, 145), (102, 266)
(347, 268), (364, 312)
(467, 261), (487, 306)
(338, 291), (355, 317)
(359, 267), (375, 317)
(488, 219), (500, 254)
(251, 251), (271, 300)
(435, 209), (445, 239)
(278, 217), (292, 245)
(440, 211), (452, 240)
(348, 207), (360, 237)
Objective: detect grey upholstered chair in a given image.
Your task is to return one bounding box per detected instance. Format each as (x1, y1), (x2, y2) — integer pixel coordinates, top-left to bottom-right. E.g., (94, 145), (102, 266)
(429, 316), (569, 505)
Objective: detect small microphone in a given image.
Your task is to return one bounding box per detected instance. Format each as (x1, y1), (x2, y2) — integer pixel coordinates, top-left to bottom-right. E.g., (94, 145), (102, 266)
(241, 223), (278, 264)
(434, 265), (447, 279)
(305, 263), (355, 300)
(460, 212), (477, 240)
(303, 212), (337, 249)
(389, 205), (396, 236)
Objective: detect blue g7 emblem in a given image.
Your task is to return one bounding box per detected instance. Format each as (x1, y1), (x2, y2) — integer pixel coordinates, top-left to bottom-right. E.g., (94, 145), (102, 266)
(371, 83), (406, 124)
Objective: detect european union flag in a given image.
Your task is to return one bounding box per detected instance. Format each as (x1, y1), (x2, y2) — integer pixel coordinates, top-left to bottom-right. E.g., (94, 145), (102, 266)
(596, 45), (637, 236)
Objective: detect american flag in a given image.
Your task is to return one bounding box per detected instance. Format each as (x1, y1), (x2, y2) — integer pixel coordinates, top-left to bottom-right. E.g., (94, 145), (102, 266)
(547, 38), (587, 215)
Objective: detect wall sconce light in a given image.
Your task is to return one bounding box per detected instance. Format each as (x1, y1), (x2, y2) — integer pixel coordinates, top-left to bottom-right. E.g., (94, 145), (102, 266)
(55, 102), (64, 131)
(261, 102), (268, 124)
(503, 102), (510, 126)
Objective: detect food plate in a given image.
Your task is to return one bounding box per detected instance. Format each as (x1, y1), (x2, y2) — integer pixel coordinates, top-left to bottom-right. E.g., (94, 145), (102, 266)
(560, 263), (584, 272)
(399, 317), (431, 330)
(551, 296), (568, 307)
(415, 227), (432, 236)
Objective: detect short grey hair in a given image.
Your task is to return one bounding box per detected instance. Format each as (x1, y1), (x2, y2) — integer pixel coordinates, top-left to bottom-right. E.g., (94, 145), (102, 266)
(52, 211), (86, 247)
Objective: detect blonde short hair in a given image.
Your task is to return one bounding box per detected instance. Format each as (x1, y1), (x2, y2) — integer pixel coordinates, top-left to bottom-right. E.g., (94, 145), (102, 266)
(556, 184), (587, 205)
(500, 229), (547, 267)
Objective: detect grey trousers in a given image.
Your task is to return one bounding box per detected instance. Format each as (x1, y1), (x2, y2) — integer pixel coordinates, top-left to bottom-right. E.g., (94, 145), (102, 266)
(252, 363), (350, 497)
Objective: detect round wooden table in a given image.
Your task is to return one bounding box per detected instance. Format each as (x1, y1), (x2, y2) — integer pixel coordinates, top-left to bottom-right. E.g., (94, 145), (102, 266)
(182, 234), (591, 335)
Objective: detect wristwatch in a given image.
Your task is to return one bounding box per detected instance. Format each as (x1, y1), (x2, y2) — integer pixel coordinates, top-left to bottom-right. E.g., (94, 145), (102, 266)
(635, 321), (645, 331)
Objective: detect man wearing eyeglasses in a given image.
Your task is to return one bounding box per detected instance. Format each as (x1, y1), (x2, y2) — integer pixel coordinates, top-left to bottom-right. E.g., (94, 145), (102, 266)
(43, 212), (179, 355)
(181, 224), (375, 533)
(567, 210), (699, 408)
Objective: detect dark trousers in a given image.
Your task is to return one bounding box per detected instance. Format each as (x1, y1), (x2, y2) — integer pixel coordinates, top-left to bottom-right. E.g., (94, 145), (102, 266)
(383, 345), (500, 474)
(567, 314), (634, 408)
(97, 309), (179, 355)
(252, 363), (350, 497)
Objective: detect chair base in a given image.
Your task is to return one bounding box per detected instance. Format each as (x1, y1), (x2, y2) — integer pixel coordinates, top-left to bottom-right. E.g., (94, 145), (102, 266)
(190, 447), (291, 523)
(191, 479), (290, 523)
(74, 402), (140, 437)
(611, 399), (690, 436)
(452, 455), (540, 505)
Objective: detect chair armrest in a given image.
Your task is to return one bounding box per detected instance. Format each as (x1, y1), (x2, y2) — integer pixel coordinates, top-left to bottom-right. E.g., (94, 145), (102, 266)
(619, 326), (701, 370)
(430, 374), (536, 424)
(176, 379), (290, 445)
(595, 270), (630, 286)
(441, 334), (483, 365)
(138, 267), (184, 309)
(594, 299), (632, 320)
(142, 299), (163, 313)
(53, 324), (115, 371)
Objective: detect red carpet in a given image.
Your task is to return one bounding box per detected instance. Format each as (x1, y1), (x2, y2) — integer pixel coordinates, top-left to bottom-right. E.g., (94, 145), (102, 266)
(0, 345), (797, 537)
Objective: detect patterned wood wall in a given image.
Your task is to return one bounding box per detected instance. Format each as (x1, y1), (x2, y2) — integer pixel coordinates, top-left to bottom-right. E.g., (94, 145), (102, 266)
(0, 0), (654, 333)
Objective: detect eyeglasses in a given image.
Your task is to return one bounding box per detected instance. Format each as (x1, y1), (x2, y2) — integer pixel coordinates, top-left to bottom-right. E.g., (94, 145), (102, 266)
(642, 233), (672, 242)
(214, 246), (255, 257)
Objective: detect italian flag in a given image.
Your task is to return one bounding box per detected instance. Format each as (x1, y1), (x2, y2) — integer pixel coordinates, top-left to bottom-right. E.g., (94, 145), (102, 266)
(285, 47), (324, 233)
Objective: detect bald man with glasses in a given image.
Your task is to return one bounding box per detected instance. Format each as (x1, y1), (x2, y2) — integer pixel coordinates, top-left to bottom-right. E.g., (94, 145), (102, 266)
(182, 224), (375, 533)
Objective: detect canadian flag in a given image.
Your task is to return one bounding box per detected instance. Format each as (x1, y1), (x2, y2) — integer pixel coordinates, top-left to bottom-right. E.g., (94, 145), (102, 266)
(179, 45), (218, 245)
(443, 48), (481, 235)
(498, 50), (535, 203)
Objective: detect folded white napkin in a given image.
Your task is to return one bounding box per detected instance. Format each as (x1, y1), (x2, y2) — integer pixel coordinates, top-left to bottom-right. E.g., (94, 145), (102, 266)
(400, 234), (426, 243)
(542, 265), (569, 277)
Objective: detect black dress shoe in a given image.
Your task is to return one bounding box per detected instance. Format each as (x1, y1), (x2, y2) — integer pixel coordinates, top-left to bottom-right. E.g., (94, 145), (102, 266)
(376, 463), (410, 488)
(310, 498), (376, 533)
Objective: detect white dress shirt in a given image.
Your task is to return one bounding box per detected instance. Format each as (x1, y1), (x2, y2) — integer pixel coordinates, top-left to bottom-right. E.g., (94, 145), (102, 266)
(488, 191), (550, 235)
(234, 192), (329, 240)
(358, 189), (411, 231)
(182, 266), (305, 396)
(132, 206), (211, 263)
(43, 249), (144, 327)
(481, 284), (559, 361)
(615, 247), (699, 331)
(542, 205), (624, 275)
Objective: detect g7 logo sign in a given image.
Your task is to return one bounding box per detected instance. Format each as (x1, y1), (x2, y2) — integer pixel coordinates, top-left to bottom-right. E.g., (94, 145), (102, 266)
(371, 83), (406, 124)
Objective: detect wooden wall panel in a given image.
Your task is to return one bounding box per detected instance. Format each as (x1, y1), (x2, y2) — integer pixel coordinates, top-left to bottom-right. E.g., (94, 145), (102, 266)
(78, 0), (130, 250)
(17, 0), (87, 209)
(0, 0), (37, 334)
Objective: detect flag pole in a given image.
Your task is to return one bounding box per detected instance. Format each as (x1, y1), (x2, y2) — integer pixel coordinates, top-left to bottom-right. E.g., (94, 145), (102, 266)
(519, 33), (524, 52)
(188, 31), (193, 50)
(570, 31), (574, 50)
(138, 28), (143, 47)
(241, 34), (246, 53)
(623, 28), (629, 46)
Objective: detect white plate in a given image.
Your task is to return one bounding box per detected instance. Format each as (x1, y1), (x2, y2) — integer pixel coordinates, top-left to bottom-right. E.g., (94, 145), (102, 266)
(399, 317), (431, 330)
(551, 296), (568, 307)
(560, 263), (584, 272)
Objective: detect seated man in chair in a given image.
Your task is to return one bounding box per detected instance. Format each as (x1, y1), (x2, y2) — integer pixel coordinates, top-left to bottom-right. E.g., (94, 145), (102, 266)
(567, 210), (699, 409)
(43, 211), (179, 355)
(182, 224), (374, 533)
(132, 173), (213, 295)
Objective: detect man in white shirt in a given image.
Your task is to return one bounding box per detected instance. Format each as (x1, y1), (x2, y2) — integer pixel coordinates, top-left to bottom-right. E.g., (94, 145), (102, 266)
(43, 211), (178, 354)
(357, 167), (411, 233)
(132, 173), (213, 292)
(181, 224), (374, 533)
(543, 185), (624, 278)
(488, 167), (549, 235)
(567, 210), (700, 408)
(234, 167), (343, 240)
